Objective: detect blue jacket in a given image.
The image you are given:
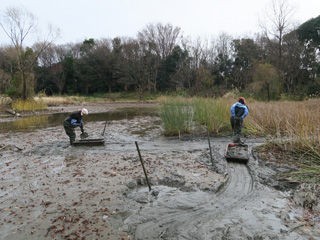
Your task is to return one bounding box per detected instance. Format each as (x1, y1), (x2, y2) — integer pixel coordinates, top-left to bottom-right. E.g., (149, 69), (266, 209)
(65, 111), (84, 131)
(230, 102), (249, 119)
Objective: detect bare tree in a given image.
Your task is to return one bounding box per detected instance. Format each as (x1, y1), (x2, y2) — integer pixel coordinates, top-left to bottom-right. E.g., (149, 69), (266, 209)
(138, 23), (182, 59)
(260, 0), (295, 69)
(36, 44), (65, 94)
(250, 63), (281, 100)
(0, 6), (59, 99)
(184, 37), (206, 69)
(215, 33), (234, 58)
(181, 37), (214, 91)
(213, 33), (234, 89)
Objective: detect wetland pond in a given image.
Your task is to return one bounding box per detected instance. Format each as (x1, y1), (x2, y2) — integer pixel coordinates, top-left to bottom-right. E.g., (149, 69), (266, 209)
(0, 107), (156, 133)
(0, 105), (318, 239)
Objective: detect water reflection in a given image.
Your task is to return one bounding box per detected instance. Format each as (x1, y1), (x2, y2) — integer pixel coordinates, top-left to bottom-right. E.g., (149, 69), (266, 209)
(0, 107), (157, 133)
(5, 115), (49, 132)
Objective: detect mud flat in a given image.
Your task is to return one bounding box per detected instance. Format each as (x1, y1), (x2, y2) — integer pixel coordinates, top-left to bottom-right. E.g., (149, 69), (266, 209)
(123, 140), (320, 239)
(0, 109), (319, 239)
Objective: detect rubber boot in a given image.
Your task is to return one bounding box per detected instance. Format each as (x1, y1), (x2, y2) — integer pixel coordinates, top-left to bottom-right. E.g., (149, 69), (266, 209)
(233, 134), (241, 143)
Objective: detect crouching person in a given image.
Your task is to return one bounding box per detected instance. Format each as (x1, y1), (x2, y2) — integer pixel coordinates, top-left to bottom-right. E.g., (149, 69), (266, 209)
(63, 108), (88, 145)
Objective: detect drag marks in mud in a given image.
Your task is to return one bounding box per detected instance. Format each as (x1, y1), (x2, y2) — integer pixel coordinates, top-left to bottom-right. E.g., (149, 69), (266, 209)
(124, 145), (306, 240)
(125, 162), (255, 239)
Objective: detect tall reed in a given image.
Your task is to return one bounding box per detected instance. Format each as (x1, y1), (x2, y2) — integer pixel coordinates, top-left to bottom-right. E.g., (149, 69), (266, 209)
(159, 97), (194, 136)
(248, 100), (320, 142)
(159, 96), (232, 136)
(192, 98), (230, 134)
(249, 99), (320, 181)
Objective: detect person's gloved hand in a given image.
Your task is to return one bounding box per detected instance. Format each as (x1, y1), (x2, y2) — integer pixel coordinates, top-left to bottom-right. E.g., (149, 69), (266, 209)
(80, 132), (89, 139)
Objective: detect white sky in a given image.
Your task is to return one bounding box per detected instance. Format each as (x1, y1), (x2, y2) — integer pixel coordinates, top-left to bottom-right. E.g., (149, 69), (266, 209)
(0, 0), (319, 46)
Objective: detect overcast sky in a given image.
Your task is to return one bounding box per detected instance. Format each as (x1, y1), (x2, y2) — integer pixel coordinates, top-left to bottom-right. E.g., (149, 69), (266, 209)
(0, 0), (319, 46)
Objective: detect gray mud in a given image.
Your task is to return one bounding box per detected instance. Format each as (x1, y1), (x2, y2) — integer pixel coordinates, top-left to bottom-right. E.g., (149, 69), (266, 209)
(0, 113), (319, 239)
(123, 140), (319, 239)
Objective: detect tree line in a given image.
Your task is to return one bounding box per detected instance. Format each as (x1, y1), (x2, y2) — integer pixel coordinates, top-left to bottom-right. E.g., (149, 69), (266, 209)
(0, 5), (319, 100)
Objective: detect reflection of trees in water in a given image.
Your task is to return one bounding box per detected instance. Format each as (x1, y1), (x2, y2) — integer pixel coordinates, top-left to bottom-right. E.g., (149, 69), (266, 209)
(0, 107), (158, 133)
(11, 115), (49, 131)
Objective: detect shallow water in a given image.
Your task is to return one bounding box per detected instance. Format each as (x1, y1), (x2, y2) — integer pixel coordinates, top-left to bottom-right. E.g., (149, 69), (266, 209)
(0, 107), (157, 133)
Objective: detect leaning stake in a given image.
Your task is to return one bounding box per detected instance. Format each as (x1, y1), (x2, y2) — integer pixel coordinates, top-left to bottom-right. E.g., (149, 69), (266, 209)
(207, 129), (214, 166)
(135, 141), (152, 191)
(101, 121), (108, 136)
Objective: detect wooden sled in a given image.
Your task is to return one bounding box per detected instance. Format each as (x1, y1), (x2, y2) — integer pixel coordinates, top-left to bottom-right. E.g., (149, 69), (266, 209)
(72, 138), (105, 146)
(225, 142), (249, 163)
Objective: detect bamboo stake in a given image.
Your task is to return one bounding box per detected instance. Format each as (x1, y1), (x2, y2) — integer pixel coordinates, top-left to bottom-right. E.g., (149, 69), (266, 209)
(135, 141), (152, 191)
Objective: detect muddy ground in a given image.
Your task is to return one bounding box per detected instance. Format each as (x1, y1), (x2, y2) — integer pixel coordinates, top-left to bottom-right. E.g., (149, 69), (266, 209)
(0, 102), (320, 240)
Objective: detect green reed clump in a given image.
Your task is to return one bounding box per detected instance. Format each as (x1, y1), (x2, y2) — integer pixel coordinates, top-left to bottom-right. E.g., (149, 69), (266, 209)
(12, 99), (47, 111)
(192, 98), (230, 134)
(159, 96), (232, 136)
(159, 97), (193, 136)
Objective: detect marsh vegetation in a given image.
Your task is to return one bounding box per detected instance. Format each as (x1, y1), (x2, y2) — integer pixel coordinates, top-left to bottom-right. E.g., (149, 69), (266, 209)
(4, 94), (320, 182)
(159, 96), (320, 182)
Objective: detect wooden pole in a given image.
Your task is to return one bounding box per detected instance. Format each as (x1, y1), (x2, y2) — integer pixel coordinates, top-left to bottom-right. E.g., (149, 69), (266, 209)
(135, 141), (152, 191)
(207, 129), (214, 166)
(101, 121), (108, 136)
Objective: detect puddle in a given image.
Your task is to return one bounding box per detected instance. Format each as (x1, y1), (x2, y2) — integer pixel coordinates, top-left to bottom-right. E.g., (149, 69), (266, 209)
(0, 107), (157, 133)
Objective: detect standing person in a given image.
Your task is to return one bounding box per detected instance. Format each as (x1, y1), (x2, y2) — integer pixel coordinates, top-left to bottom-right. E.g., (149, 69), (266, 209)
(63, 108), (88, 145)
(230, 97), (249, 143)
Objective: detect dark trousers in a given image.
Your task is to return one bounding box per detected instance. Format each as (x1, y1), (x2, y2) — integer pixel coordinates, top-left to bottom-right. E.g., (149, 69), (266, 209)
(230, 116), (243, 142)
(63, 120), (75, 144)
